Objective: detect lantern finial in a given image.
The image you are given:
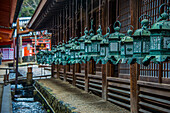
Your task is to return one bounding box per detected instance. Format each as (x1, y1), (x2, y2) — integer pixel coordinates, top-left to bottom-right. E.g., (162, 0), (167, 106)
(139, 14), (152, 29)
(97, 25), (102, 35)
(158, 3), (169, 21)
(113, 21), (121, 32)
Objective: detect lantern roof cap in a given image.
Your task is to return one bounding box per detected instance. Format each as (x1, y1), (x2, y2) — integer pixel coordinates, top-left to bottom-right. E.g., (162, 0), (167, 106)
(100, 27), (110, 45)
(121, 36), (133, 42)
(133, 14), (152, 37)
(79, 28), (89, 42)
(150, 3), (169, 31)
(109, 21), (125, 39)
(100, 38), (109, 45)
(133, 28), (151, 36)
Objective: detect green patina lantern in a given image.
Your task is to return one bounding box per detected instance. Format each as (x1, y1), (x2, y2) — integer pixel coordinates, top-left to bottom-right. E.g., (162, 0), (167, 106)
(54, 44), (59, 65)
(79, 27), (89, 63)
(96, 27), (110, 64)
(36, 50), (44, 64)
(58, 43), (62, 64)
(119, 25), (134, 63)
(49, 46), (56, 64)
(54, 42), (62, 64)
(106, 21), (125, 64)
(65, 38), (72, 64)
(83, 20), (94, 62)
(69, 38), (77, 64)
(60, 41), (67, 65)
(143, 3), (170, 65)
(90, 25), (104, 61)
(129, 14), (152, 64)
(74, 41), (81, 64)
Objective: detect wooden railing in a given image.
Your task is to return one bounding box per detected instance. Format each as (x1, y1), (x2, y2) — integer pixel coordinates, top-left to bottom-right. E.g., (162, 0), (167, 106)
(53, 61), (170, 112)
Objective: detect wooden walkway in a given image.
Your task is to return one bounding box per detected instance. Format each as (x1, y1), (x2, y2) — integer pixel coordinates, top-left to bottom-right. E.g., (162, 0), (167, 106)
(37, 79), (129, 113)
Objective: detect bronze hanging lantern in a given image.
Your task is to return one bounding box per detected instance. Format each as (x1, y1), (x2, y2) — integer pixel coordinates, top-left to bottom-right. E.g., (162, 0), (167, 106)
(119, 25), (134, 63)
(143, 3), (170, 65)
(129, 14), (152, 64)
(96, 27), (110, 64)
(106, 21), (125, 64)
(89, 25), (104, 61)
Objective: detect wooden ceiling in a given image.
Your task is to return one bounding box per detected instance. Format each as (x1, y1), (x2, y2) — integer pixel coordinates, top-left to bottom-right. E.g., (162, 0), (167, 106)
(0, 0), (18, 43)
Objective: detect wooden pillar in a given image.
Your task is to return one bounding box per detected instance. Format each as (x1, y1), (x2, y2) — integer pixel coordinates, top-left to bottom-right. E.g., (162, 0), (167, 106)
(57, 64), (60, 79)
(159, 63), (163, 83)
(63, 65), (67, 82)
(102, 64), (107, 100)
(27, 67), (33, 85)
(51, 64), (55, 78)
(72, 64), (76, 86)
(85, 61), (89, 92)
(76, 64), (81, 73)
(130, 0), (139, 111)
(130, 63), (139, 113)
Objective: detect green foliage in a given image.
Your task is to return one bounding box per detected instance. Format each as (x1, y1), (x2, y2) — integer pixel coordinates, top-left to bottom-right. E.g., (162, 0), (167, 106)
(19, 0), (40, 17)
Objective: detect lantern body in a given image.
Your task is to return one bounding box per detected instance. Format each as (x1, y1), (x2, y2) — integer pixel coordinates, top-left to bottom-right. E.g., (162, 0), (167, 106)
(96, 38), (109, 64)
(130, 16), (151, 64)
(107, 29), (125, 64)
(120, 34), (133, 63)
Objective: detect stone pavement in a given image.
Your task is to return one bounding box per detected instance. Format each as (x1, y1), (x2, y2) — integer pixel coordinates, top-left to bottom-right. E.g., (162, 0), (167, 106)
(37, 79), (130, 113)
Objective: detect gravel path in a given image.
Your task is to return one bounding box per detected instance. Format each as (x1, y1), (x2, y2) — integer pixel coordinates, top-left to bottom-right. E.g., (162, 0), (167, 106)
(38, 79), (130, 113)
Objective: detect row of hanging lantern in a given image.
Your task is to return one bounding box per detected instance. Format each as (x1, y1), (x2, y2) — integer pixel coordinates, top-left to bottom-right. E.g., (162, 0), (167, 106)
(37, 3), (169, 66)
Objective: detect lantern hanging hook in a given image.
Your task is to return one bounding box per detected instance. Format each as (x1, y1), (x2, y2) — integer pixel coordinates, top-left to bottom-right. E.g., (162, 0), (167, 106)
(113, 21), (121, 32)
(158, 3), (169, 20)
(139, 14), (152, 28)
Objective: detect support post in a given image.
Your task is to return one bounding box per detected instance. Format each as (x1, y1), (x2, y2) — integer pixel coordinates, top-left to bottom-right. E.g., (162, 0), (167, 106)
(57, 64), (60, 79)
(19, 35), (22, 63)
(63, 65), (67, 82)
(102, 64), (107, 100)
(159, 63), (163, 83)
(130, 63), (139, 113)
(72, 64), (76, 86)
(15, 18), (19, 93)
(27, 67), (33, 85)
(85, 61), (89, 92)
(51, 64), (54, 78)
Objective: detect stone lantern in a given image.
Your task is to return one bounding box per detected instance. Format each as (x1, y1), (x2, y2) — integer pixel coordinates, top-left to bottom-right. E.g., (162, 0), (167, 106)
(119, 25), (134, 63)
(129, 14), (152, 64)
(96, 27), (110, 64)
(106, 21), (125, 64)
(143, 3), (170, 65)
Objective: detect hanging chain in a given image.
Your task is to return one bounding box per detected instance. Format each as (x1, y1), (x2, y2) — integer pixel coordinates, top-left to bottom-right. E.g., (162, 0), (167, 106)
(91, 0), (93, 19)
(99, 0), (101, 25)
(108, 0), (109, 27)
(86, 0), (88, 28)
(75, 0), (78, 37)
(81, 0), (83, 36)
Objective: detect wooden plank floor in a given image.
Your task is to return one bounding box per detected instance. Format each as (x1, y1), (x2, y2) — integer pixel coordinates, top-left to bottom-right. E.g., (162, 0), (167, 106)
(38, 79), (130, 113)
